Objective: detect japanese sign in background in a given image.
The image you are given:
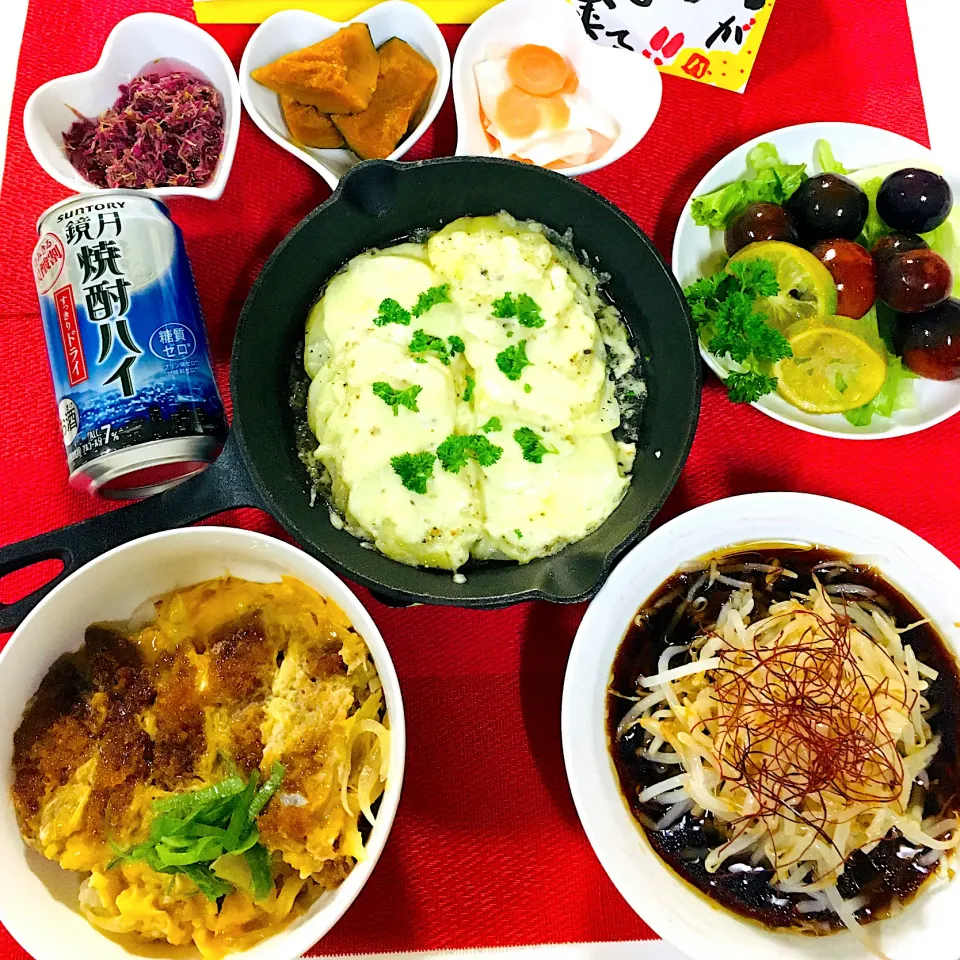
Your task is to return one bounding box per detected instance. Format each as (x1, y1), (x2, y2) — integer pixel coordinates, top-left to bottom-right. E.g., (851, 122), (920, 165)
(578, 0), (776, 92)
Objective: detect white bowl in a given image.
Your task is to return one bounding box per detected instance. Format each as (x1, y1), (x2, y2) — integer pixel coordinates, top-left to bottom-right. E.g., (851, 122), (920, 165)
(452, 0), (661, 178)
(0, 527), (405, 960)
(239, 3), (451, 190)
(562, 491), (960, 960)
(672, 121), (960, 440)
(23, 13), (240, 201)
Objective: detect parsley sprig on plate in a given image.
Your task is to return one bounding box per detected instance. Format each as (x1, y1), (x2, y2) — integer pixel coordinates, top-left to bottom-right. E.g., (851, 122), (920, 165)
(375, 284), (451, 327)
(109, 763), (284, 902)
(496, 341), (531, 381)
(684, 259), (791, 404)
(437, 434), (503, 473)
(390, 452), (436, 494)
(372, 381), (422, 415)
(493, 292), (545, 328)
(514, 427), (557, 464)
(409, 330), (465, 366)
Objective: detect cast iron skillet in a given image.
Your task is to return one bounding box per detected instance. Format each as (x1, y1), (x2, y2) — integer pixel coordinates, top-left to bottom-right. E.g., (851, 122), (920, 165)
(0, 157), (700, 629)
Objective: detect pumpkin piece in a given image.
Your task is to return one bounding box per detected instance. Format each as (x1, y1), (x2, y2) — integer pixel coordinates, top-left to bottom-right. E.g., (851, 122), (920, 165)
(251, 23), (380, 114)
(332, 38), (437, 160)
(280, 96), (345, 148)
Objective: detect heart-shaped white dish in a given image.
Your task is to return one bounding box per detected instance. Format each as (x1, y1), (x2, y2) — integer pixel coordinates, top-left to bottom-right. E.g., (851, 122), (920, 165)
(23, 12), (240, 201)
(239, 2), (451, 191)
(452, 0), (661, 177)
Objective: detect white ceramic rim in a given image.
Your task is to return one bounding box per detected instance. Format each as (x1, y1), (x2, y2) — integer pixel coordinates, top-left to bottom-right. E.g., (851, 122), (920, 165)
(22, 12), (241, 201)
(562, 491), (960, 960)
(671, 120), (960, 440)
(0, 526), (405, 960)
(238, 1), (451, 191)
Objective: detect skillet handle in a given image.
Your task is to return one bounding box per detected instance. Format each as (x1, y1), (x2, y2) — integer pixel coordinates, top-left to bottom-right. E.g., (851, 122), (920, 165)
(0, 437), (262, 632)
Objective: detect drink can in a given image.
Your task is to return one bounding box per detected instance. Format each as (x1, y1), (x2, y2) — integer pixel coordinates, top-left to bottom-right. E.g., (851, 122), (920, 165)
(33, 191), (227, 498)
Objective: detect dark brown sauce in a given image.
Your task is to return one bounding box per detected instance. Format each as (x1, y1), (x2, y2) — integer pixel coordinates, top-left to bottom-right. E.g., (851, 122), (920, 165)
(607, 546), (960, 932)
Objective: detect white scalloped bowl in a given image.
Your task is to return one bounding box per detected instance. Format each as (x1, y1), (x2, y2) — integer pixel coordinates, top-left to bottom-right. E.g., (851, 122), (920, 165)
(0, 526), (405, 960)
(563, 492), (960, 960)
(239, 2), (451, 191)
(452, 0), (662, 177)
(23, 13), (240, 201)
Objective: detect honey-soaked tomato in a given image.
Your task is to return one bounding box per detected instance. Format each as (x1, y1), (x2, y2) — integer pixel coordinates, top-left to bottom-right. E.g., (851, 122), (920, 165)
(724, 202), (799, 256)
(811, 239), (876, 319)
(894, 298), (960, 380)
(877, 249), (953, 314)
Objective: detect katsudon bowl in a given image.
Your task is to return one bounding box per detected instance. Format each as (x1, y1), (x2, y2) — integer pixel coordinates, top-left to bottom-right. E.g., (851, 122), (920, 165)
(0, 157), (700, 621)
(0, 527), (406, 960)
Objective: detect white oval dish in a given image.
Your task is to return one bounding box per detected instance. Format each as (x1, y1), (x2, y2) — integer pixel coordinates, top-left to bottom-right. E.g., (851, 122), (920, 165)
(23, 12), (241, 201)
(452, 0), (661, 177)
(0, 526), (405, 960)
(239, 2), (451, 191)
(562, 491), (960, 960)
(672, 121), (960, 440)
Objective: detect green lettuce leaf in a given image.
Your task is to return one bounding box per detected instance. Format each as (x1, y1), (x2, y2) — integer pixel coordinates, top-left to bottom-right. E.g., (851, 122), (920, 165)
(691, 142), (807, 230)
(814, 139), (849, 175)
(844, 354), (917, 426)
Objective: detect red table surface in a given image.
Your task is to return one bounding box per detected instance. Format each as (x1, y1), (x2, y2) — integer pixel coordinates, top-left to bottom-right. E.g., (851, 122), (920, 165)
(0, 0), (946, 956)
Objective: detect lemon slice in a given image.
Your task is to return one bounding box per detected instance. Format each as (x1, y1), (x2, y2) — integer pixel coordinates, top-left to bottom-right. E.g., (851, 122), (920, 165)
(728, 241), (838, 331)
(774, 325), (887, 414)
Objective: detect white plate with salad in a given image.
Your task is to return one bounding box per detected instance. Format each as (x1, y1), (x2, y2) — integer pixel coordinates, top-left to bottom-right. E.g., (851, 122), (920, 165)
(673, 121), (960, 439)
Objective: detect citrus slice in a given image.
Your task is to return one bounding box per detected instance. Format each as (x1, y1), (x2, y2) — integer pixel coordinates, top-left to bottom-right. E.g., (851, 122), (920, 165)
(728, 240), (838, 331)
(774, 325), (887, 414)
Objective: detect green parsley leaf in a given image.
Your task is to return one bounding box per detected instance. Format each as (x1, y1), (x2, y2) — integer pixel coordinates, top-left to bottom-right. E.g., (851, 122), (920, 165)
(372, 381), (422, 416)
(685, 259), (787, 406)
(496, 341), (531, 381)
(492, 292), (545, 328)
(437, 434), (503, 473)
(448, 335), (465, 356)
(390, 451), (435, 494)
(514, 426), (557, 464)
(523, 383), (532, 394)
(725, 371), (778, 404)
(480, 416), (502, 433)
(374, 297), (411, 327)
(411, 284), (451, 317)
(463, 374), (476, 403)
(514, 529), (523, 539)
(409, 329), (451, 365)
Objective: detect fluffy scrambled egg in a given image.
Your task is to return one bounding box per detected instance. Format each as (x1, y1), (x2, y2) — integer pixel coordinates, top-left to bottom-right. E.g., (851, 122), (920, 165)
(304, 212), (641, 571)
(11, 577), (389, 957)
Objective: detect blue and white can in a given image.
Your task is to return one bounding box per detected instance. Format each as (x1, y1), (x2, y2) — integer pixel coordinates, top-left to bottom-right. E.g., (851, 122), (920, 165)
(33, 191), (227, 498)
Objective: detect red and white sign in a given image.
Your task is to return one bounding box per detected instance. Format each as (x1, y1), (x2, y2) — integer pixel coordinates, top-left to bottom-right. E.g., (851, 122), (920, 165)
(33, 233), (65, 294)
(53, 285), (88, 387)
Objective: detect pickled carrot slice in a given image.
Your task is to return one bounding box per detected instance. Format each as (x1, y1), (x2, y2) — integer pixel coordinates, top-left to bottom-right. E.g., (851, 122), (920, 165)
(507, 44), (572, 96)
(495, 86), (542, 138)
(543, 95), (570, 130)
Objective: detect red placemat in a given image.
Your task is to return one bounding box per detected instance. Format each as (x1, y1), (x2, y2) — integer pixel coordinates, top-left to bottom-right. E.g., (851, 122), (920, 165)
(0, 0), (946, 957)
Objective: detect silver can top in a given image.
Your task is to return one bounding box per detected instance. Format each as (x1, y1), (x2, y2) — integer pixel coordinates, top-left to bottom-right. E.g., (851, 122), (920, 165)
(36, 190), (170, 236)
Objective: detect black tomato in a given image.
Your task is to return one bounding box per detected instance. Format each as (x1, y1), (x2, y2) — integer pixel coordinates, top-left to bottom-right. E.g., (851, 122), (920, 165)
(785, 173), (869, 243)
(724, 202), (799, 255)
(876, 248), (953, 314)
(811, 239), (877, 319)
(872, 233), (928, 264)
(894, 298), (960, 380)
(876, 168), (953, 234)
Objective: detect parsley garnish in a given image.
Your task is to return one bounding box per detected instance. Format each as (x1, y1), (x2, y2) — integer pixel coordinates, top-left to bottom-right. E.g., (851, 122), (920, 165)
(684, 259), (791, 405)
(409, 330), (451, 365)
(391, 451), (435, 494)
(411, 284), (451, 317)
(372, 381), (422, 416)
(437, 434), (503, 473)
(109, 764), (284, 902)
(374, 297), (411, 327)
(496, 341), (531, 381)
(492, 292), (545, 328)
(480, 416), (502, 433)
(514, 427), (557, 464)
(448, 335), (465, 356)
(463, 374), (476, 403)
(514, 529), (523, 539)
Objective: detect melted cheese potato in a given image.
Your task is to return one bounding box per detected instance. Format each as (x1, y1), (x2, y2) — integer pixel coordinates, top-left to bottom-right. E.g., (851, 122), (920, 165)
(304, 213), (640, 570)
